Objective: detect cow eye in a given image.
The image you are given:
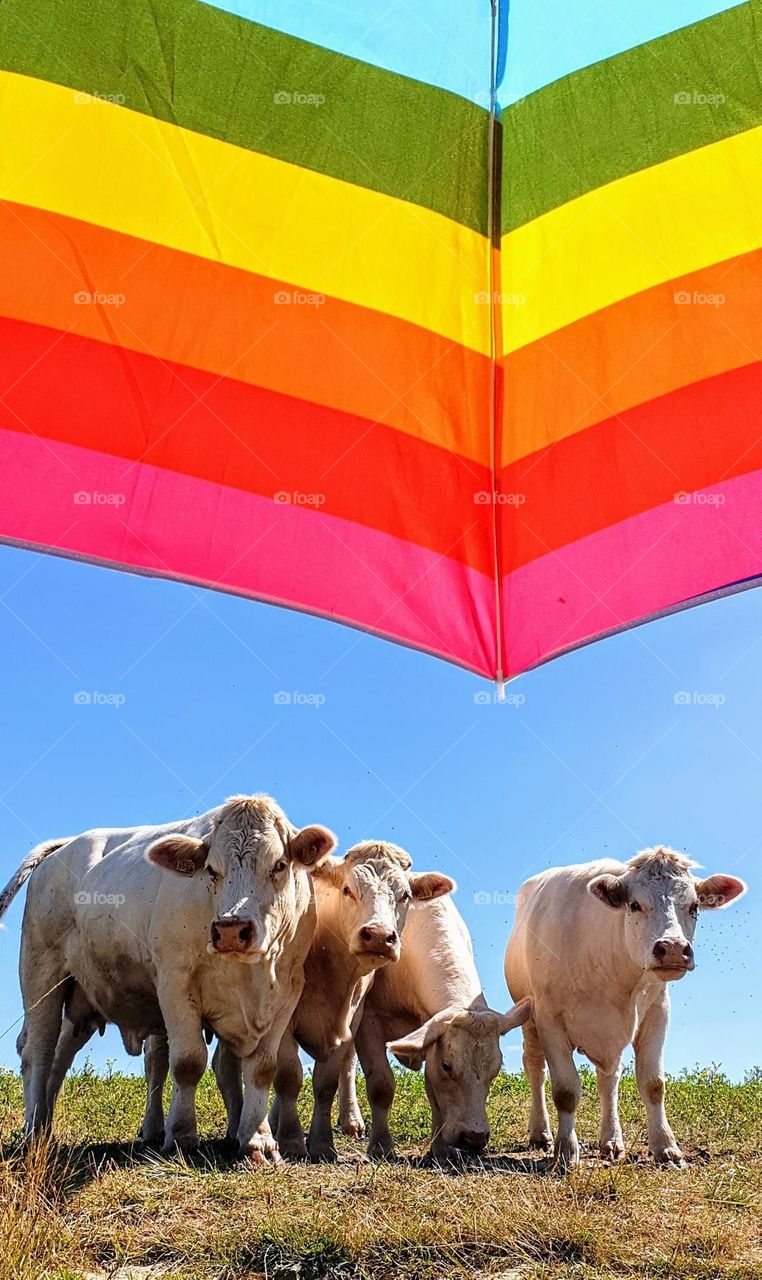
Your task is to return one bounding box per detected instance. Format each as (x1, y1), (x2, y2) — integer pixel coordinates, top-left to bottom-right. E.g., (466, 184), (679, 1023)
(689, 901), (699, 917)
(441, 1060), (452, 1074)
(272, 858), (288, 876)
(342, 885), (353, 898)
(207, 868), (219, 885)
(629, 900), (642, 912)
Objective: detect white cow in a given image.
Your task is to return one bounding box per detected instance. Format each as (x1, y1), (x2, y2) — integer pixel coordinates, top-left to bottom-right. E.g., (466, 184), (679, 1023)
(2, 795), (336, 1161)
(338, 895), (532, 1162)
(505, 847), (747, 1169)
(205, 840), (456, 1161)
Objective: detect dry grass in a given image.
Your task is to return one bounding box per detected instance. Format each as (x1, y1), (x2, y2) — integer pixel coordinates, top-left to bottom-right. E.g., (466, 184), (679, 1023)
(0, 1064), (759, 1280)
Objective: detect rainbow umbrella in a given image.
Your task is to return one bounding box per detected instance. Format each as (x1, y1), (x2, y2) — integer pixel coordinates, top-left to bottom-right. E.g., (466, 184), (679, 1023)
(0, 1), (759, 681)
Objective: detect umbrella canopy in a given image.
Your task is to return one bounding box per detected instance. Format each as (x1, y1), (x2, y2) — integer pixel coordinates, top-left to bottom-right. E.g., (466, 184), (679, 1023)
(0, 1), (759, 679)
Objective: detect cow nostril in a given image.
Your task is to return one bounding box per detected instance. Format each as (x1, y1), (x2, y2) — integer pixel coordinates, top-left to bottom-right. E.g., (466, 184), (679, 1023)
(386, 931), (397, 945)
(683, 943), (694, 961)
(653, 941), (668, 960)
(360, 927), (373, 943)
(239, 922), (253, 944)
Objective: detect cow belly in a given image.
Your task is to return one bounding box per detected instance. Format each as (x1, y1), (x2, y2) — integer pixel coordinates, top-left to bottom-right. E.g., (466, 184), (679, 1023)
(70, 946), (162, 1037)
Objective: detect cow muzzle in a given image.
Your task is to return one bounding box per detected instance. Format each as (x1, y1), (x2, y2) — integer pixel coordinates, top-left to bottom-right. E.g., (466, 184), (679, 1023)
(353, 924), (399, 962)
(651, 938), (695, 977)
(210, 916), (258, 956)
(453, 1126), (490, 1153)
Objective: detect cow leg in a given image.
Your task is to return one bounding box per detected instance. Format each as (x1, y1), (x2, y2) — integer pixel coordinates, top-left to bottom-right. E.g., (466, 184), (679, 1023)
(161, 1002), (207, 1154)
(18, 959), (69, 1136)
(270, 1028), (308, 1160)
(212, 1039), (243, 1143)
(140, 1034), (169, 1143)
(537, 1014), (582, 1170)
(522, 1019), (553, 1152)
(307, 1048), (343, 1162)
(337, 1045), (365, 1139)
(237, 1040), (282, 1165)
(46, 1019), (96, 1115)
(356, 1008), (395, 1158)
(634, 997), (684, 1167)
(596, 1061), (625, 1161)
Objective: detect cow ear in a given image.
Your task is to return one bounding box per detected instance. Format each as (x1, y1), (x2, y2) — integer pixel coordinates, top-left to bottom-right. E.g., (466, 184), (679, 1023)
(387, 1007), (458, 1063)
(496, 997), (533, 1035)
(589, 873), (627, 909)
(408, 871), (456, 901)
(290, 824), (337, 867)
(146, 835), (208, 877)
(307, 854), (344, 888)
(695, 874), (747, 910)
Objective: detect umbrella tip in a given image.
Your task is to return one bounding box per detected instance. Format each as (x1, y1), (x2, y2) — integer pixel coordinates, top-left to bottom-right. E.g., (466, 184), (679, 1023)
(496, 677), (506, 703)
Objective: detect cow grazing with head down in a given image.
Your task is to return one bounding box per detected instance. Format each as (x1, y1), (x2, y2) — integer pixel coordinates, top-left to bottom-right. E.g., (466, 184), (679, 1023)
(211, 840), (455, 1161)
(505, 847), (746, 1169)
(338, 894), (532, 1163)
(2, 795), (335, 1160)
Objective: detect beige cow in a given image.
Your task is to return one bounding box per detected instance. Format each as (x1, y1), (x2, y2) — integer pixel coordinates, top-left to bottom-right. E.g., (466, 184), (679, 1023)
(338, 894), (532, 1162)
(192, 840), (455, 1160)
(505, 847), (746, 1169)
(2, 795), (335, 1161)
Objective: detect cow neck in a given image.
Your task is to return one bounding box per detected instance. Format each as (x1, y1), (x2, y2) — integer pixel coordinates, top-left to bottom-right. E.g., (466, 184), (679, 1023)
(306, 888), (376, 1046)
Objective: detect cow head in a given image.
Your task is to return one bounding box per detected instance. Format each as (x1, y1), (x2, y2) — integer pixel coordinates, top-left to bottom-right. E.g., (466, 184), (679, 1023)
(388, 998), (532, 1161)
(589, 846), (746, 980)
(311, 841), (454, 968)
(146, 795), (336, 963)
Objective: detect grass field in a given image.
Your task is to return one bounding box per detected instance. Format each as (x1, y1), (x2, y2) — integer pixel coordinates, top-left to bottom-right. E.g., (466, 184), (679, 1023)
(0, 1062), (759, 1280)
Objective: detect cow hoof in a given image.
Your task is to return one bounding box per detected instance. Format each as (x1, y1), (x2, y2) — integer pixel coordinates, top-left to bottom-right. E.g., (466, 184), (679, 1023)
(529, 1133), (553, 1153)
(162, 1134), (198, 1156)
(239, 1139), (283, 1167)
(139, 1128), (165, 1148)
(367, 1142), (395, 1161)
(653, 1147), (686, 1169)
(553, 1141), (580, 1172)
(600, 1140), (625, 1163)
(277, 1140), (309, 1162)
(308, 1144), (338, 1164)
(341, 1118), (366, 1140)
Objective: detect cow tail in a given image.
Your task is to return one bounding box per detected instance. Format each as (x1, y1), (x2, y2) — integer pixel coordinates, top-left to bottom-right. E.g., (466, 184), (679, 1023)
(0, 838), (71, 921)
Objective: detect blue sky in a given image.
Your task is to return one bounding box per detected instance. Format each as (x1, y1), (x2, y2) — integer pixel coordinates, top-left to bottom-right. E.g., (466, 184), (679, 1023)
(0, 544), (757, 1080)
